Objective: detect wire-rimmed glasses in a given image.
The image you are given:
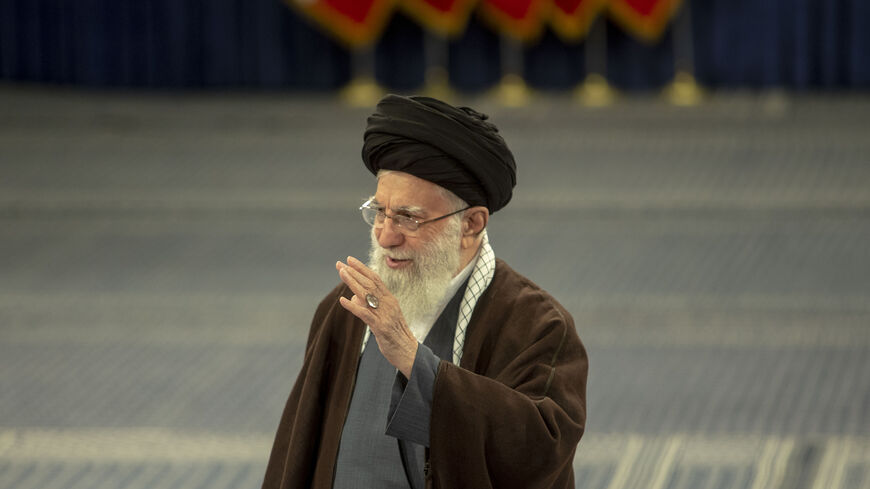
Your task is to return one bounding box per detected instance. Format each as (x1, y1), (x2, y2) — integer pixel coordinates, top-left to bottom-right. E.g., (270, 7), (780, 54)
(360, 198), (469, 235)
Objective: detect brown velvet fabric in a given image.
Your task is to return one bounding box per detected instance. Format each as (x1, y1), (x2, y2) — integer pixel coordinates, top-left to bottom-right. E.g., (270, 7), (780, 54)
(262, 259), (588, 489)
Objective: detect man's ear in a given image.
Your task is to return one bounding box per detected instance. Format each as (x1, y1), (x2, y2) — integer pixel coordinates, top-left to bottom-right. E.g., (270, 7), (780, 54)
(463, 206), (489, 237)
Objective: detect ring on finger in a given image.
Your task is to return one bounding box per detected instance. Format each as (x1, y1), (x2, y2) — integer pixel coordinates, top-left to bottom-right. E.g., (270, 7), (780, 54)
(365, 293), (379, 309)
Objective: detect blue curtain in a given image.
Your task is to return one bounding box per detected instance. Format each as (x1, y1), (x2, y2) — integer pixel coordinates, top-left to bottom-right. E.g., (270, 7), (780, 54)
(1, 0), (867, 90)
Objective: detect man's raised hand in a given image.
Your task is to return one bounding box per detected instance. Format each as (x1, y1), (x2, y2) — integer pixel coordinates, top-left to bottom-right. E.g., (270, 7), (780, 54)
(336, 256), (418, 378)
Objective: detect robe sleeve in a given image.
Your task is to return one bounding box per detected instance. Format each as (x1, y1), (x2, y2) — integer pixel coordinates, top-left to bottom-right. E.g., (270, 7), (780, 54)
(385, 343), (440, 446)
(427, 292), (588, 489)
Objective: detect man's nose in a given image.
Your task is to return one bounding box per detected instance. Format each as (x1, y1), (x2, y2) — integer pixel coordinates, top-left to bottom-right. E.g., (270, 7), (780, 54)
(377, 217), (405, 248)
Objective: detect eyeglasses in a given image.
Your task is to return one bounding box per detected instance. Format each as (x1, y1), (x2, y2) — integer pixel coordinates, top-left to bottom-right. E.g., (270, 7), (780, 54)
(360, 198), (470, 234)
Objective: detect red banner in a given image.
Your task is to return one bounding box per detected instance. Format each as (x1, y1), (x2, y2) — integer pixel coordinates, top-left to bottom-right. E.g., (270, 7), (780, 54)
(285, 0), (684, 49)
(608, 0), (683, 41)
(478, 0), (550, 41)
(287, 0), (396, 47)
(401, 0), (479, 36)
(550, 0), (609, 41)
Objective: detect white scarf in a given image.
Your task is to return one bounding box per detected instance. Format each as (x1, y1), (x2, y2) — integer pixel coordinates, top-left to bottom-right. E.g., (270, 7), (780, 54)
(451, 230), (496, 364)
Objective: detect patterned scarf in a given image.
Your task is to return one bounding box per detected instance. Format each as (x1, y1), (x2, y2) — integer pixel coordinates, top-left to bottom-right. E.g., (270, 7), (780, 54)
(452, 230), (496, 365)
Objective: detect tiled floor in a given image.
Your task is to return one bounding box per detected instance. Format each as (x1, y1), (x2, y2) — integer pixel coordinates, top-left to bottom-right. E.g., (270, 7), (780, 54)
(1, 87), (869, 488)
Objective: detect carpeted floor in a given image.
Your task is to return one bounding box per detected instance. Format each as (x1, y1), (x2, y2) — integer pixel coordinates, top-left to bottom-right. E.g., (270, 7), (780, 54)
(1, 86), (869, 489)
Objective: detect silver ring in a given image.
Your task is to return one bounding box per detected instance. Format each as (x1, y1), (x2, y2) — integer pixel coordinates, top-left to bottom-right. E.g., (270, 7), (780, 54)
(365, 293), (379, 309)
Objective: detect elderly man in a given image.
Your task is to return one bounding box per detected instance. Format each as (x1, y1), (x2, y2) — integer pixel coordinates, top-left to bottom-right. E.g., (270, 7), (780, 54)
(263, 95), (587, 489)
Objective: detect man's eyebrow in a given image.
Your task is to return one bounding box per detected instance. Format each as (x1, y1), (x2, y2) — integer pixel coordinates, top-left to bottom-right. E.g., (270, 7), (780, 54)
(393, 204), (425, 215)
(370, 196), (424, 215)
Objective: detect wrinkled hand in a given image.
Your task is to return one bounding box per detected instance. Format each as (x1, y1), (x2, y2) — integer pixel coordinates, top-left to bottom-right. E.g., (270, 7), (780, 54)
(336, 256), (418, 378)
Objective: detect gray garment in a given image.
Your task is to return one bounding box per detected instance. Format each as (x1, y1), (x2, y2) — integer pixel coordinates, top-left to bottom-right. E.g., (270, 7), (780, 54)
(333, 282), (465, 489)
(333, 336), (410, 489)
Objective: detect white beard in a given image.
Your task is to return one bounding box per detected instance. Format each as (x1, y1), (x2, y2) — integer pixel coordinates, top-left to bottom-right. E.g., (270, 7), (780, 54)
(368, 218), (463, 339)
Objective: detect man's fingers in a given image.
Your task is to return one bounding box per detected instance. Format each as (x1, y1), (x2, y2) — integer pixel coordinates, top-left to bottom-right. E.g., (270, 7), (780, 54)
(345, 265), (376, 291)
(339, 296), (373, 323)
(337, 262), (368, 297)
(346, 256), (381, 284)
(342, 258), (385, 295)
(337, 258), (402, 332)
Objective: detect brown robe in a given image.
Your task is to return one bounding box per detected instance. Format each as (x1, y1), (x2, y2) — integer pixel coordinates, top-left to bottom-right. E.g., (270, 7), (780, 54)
(262, 259), (588, 489)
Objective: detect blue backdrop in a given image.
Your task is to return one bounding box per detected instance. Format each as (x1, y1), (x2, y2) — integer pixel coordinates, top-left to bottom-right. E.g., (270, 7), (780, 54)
(1, 0), (868, 91)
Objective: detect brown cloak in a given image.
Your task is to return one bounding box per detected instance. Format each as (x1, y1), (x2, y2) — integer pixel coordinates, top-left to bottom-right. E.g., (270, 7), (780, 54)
(262, 259), (588, 489)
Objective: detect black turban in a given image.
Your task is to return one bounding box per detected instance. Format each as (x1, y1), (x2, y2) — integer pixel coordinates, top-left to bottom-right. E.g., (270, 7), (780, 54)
(362, 94), (517, 213)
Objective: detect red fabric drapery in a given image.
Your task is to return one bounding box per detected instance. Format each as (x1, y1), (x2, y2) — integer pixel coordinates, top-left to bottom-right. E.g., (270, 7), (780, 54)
(478, 0), (551, 41)
(402, 0), (479, 37)
(287, 0), (684, 48)
(550, 0), (610, 41)
(609, 0), (683, 41)
(287, 0), (395, 47)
